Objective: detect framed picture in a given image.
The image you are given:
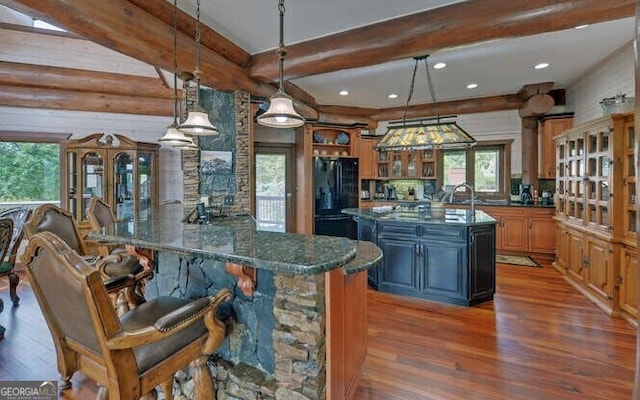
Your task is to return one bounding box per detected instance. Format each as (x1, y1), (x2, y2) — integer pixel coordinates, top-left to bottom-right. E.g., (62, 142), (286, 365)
(200, 151), (233, 175)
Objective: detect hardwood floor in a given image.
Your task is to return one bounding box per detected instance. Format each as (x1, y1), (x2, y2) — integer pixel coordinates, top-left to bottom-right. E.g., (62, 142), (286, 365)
(0, 260), (635, 399)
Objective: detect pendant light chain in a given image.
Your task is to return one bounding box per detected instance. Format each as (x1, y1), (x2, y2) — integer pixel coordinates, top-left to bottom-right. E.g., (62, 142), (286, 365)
(256, 0), (304, 128)
(193, 0), (202, 105)
(424, 56), (436, 103)
(402, 57), (420, 125)
(277, 0), (286, 93)
(402, 55), (436, 125)
(172, 0), (179, 124)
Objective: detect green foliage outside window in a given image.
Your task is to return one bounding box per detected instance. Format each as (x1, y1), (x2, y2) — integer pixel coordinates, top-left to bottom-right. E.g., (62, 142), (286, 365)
(474, 149), (499, 192)
(443, 147), (500, 193)
(0, 142), (60, 201)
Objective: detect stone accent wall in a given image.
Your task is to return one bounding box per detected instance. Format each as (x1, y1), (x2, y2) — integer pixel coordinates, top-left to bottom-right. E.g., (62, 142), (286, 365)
(181, 89), (327, 399)
(181, 141), (200, 210)
(215, 273), (327, 400)
(272, 274), (326, 400)
(232, 91), (251, 215)
(181, 90), (251, 215)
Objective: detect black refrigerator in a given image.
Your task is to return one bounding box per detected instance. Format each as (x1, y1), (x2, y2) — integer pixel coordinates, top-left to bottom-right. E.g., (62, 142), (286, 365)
(313, 157), (359, 239)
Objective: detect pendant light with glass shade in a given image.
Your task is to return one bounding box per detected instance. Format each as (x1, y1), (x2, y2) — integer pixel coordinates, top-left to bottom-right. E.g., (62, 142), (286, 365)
(179, 0), (219, 136)
(158, 0), (197, 149)
(256, 0), (305, 129)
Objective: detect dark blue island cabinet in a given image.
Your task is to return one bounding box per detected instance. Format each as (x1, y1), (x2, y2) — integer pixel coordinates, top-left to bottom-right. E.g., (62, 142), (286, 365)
(349, 209), (497, 306)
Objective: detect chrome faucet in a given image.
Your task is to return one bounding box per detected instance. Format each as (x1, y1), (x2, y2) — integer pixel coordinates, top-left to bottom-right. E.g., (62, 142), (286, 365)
(448, 182), (475, 218)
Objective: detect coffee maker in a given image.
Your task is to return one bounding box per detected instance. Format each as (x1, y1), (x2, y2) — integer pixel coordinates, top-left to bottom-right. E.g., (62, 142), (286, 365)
(519, 184), (533, 204)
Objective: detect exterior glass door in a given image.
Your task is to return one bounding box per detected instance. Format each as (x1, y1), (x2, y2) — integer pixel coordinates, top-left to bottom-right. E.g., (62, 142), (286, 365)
(254, 146), (294, 232)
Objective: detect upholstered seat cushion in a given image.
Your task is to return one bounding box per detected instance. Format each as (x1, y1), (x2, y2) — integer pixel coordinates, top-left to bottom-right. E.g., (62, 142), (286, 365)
(120, 296), (207, 374)
(101, 254), (145, 277)
(0, 261), (12, 274)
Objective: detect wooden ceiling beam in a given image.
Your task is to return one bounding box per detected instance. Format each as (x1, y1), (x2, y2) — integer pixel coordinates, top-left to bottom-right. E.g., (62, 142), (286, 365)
(126, 0), (251, 67)
(2, 0), (266, 95)
(0, 61), (175, 99)
(369, 94), (525, 122)
(0, 84), (172, 116)
(249, 0), (635, 81)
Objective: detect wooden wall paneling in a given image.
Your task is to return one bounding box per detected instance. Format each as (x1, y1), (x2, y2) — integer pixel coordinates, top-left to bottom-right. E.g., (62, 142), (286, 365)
(295, 125), (313, 234)
(0, 84), (173, 116)
(521, 117), (539, 185)
(0, 26), (156, 76)
(0, 61), (174, 99)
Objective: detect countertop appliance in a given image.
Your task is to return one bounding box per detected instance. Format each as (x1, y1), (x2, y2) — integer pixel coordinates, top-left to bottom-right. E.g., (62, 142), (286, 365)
(519, 184), (533, 204)
(313, 157), (358, 240)
(386, 184), (397, 200)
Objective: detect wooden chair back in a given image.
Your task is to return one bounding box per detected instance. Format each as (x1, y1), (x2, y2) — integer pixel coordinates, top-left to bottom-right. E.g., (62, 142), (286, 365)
(24, 204), (87, 256)
(0, 218), (13, 338)
(21, 231), (231, 399)
(0, 218), (13, 271)
(86, 197), (116, 232)
(0, 207), (32, 267)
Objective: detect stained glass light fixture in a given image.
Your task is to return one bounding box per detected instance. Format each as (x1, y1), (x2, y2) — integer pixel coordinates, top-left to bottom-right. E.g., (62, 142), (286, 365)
(376, 55), (476, 151)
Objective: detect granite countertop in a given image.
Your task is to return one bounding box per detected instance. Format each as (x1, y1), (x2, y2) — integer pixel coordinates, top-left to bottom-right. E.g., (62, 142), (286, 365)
(360, 199), (555, 209)
(89, 204), (381, 276)
(342, 207), (498, 225)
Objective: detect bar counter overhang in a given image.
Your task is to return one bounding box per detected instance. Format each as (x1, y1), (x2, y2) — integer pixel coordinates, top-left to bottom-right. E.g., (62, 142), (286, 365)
(88, 203), (382, 400)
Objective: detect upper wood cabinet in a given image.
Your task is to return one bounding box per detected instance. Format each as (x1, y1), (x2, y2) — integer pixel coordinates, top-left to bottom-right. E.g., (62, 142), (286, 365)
(65, 133), (159, 224)
(375, 149), (437, 180)
(311, 127), (359, 157)
(539, 115), (573, 179)
(357, 137), (378, 179)
(555, 113), (629, 236)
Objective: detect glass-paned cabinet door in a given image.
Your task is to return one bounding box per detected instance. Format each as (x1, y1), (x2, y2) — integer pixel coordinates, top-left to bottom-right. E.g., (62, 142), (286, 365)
(114, 152), (134, 220)
(406, 152), (418, 177)
(391, 153), (403, 177)
(138, 152), (154, 220)
(81, 152), (104, 220)
(67, 152), (77, 216)
(624, 121), (636, 239)
(377, 151), (389, 177)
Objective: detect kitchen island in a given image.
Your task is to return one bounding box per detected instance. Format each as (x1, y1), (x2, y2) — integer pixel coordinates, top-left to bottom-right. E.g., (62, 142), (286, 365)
(343, 207), (497, 306)
(89, 203), (382, 400)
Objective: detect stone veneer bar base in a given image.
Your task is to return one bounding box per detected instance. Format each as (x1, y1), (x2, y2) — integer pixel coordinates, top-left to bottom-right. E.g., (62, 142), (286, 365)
(214, 273), (327, 400)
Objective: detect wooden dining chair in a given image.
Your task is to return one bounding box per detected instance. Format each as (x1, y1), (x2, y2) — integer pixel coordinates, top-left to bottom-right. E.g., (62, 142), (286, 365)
(86, 196), (122, 257)
(24, 203), (150, 313)
(22, 231), (231, 399)
(0, 217), (14, 339)
(0, 207), (32, 306)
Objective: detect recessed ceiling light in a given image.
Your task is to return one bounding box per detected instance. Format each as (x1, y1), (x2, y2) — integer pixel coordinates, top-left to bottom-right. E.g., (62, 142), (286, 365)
(574, 24), (589, 29)
(339, 89), (349, 96)
(388, 93), (398, 99)
(466, 83), (478, 89)
(433, 62), (447, 69)
(534, 62), (550, 70)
